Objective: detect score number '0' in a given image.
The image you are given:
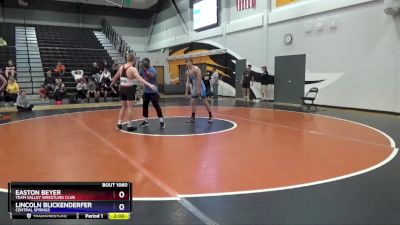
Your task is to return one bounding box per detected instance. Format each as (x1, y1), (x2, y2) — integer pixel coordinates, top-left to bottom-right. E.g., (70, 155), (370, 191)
(118, 191), (126, 211)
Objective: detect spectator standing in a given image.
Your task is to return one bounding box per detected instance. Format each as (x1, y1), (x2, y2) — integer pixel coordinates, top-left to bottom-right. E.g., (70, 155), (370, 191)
(241, 65), (254, 101)
(202, 72), (211, 98)
(260, 66), (269, 102)
(210, 68), (219, 99)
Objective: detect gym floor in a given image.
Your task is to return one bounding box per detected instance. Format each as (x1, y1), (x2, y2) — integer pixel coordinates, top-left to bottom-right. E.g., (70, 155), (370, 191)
(1, 98), (399, 225)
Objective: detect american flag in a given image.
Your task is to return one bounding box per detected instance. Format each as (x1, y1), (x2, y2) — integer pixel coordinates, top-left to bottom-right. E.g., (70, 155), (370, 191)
(237, 0), (256, 11)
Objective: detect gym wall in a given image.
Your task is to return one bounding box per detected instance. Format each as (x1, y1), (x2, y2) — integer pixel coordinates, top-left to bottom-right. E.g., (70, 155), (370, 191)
(268, 0), (400, 113)
(148, 0), (400, 113)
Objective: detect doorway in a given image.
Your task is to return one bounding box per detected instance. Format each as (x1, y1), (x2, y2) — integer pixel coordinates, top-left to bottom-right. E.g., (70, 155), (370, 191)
(274, 54), (306, 104)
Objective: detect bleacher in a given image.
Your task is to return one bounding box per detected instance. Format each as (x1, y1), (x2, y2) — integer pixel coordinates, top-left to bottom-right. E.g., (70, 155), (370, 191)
(34, 25), (114, 93)
(35, 26), (103, 49)
(1, 23), (118, 99)
(0, 23), (16, 46)
(0, 47), (15, 68)
(0, 23), (16, 71)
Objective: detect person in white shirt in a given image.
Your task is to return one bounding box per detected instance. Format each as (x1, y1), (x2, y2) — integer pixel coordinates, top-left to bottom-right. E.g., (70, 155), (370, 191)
(76, 79), (87, 102)
(99, 68), (111, 82)
(71, 70), (84, 82)
(210, 68), (219, 99)
(98, 68), (112, 102)
(54, 78), (66, 104)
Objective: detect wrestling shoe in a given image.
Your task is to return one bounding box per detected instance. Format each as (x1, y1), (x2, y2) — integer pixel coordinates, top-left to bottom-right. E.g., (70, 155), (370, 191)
(139, 121), (149, 127)
(186, 118), (196, 123)
(126, 126), (137, 132)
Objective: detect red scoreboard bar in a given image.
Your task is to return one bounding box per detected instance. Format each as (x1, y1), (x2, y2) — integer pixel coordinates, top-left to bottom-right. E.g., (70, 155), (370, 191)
(8, 182), (132, 220)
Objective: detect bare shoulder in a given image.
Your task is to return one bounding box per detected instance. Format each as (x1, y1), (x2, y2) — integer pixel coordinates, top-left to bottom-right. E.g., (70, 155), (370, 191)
(194, 66), (201, 74)
(130, 66), (139, 75)
(125, 65), (136, 73)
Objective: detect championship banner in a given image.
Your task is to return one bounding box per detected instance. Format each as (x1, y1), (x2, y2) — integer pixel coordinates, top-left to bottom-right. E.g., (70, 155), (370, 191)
(237, 0), (256, 11)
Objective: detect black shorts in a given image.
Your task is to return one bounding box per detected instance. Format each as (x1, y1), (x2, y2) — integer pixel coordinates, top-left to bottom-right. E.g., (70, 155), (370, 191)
(242, 81), (250, 88)
(120, 85), (136, 101)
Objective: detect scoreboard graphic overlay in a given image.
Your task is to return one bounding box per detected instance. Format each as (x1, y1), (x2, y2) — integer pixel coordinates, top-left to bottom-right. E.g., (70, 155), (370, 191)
(8, 182), (132, 220)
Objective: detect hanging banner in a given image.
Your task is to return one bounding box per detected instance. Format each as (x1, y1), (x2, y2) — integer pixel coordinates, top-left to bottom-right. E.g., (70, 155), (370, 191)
(276, 0), (299, 7)
(237, 0), (256, 11)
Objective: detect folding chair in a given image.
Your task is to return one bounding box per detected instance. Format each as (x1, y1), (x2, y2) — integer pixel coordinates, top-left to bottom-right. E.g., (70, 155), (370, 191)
(300, 87), (319, 111)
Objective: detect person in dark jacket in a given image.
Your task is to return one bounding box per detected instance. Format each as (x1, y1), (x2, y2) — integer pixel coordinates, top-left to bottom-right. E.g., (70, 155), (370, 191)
(241, 65), (254, 101)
